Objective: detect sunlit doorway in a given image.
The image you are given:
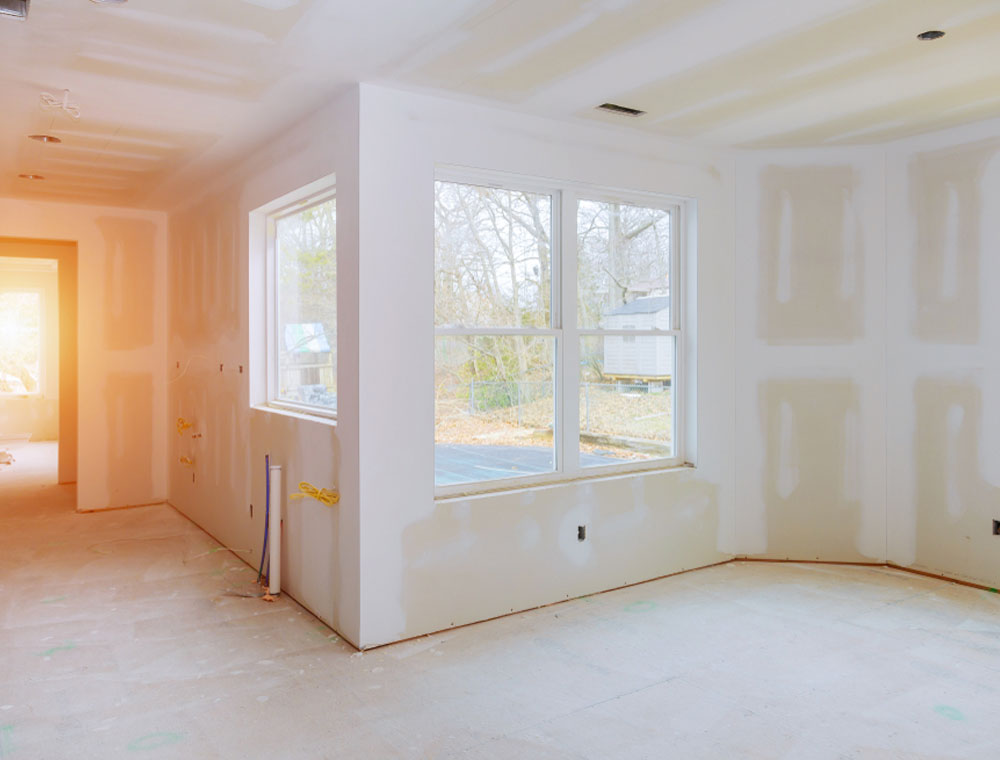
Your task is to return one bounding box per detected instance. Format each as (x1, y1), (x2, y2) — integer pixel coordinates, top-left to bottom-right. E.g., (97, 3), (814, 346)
(0, 238), (78, 510)
(0, 256), (59, 486)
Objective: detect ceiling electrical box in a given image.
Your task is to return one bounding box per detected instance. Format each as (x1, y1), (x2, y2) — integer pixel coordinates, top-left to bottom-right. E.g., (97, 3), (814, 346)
(0, 0), (29, 20)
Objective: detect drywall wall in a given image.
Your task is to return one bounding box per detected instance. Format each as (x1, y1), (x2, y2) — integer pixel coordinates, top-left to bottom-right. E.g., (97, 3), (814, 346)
(166, 88), (361, 644)
(161, 80), (999, 648)
(165, 83), (736, 650)
(355, 85), (736, 647)
(886, 119), (1000, 587)
(0, 262), (59, 441)
(733, 117), (1000, 587)
(734, 150), (887, 562)
(0, 208), (166, 509)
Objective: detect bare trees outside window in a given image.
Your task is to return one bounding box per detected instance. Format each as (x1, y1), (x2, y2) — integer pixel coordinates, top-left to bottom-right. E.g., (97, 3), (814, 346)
(435, 181), (557, 486)
(577, 200), (676, 464)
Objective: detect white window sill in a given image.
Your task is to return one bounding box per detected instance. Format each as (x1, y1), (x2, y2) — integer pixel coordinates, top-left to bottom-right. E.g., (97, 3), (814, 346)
(252, 403), (337, 427)
(435, 461), (694, 502)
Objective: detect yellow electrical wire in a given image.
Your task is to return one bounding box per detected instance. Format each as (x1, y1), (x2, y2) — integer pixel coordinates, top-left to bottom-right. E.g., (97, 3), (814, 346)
(177, 418), (194, 435)
(289, 482), (340, 506)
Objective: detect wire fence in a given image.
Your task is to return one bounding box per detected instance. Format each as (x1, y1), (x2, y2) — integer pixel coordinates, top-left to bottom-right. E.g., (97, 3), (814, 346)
(452, 379), (671, 433)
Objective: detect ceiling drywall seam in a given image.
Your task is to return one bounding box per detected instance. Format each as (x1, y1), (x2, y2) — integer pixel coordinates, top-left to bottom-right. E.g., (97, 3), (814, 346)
(162, 87), (354, 218)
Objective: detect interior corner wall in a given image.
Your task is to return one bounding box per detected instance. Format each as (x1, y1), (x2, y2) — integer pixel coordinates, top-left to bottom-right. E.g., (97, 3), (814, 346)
(733, 149), (887, 562)
(355, 84), (737, 649)
(885, 119), (1000, 588)
(733, 116), (1000, 588)
(0, 265), (59, 441)
(165, 86), (362, 646)
(0, 203), (167, 509)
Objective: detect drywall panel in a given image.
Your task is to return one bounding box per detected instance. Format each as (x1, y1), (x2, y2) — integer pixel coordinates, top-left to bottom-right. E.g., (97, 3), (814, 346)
(886, 119), (1000, 587)
(756, 165), (863, 343)
(733, 150), (886, 562)
(0, 204), (166, 509)
(908, 140), (998, 345)
(355, 85), (735, 647)
(166, 87), (361, 645)
(402, 472), (720, 640)
(758, 379), (863, 559)
(0, 265), (59, 441)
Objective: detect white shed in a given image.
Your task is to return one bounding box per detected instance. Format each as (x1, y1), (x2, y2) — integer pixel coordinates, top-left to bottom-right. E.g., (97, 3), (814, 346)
(602, 296), (673, 381)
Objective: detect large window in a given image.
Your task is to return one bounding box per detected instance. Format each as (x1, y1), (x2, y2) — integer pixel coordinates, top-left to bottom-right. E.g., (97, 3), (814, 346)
(0, 290), (42, 395)
(267, 189), (337, 415)
(434, 174), (683, 492)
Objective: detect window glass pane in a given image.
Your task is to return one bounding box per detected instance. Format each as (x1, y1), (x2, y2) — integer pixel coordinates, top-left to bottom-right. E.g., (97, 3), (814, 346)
(435, 335), (555, 486)
(0, 291), (41, 394)
(275, 197), (336, 410)
(435, 181), (552, 328)
(579, 335), (674, 464)
(577, 200), (671, 330)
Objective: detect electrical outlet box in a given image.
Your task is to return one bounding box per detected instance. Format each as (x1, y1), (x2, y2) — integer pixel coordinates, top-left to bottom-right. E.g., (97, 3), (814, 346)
(992, 520), (1000, 536)
(577, 525), (587, 542)
(0, 0), (29, 20)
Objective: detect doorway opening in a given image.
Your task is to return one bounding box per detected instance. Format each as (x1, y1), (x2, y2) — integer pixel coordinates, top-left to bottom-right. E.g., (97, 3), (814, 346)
(0, 239), (78, 510)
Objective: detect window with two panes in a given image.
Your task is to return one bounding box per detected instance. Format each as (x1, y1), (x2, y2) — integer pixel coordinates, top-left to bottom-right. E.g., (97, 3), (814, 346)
(434, 176), (682, 490)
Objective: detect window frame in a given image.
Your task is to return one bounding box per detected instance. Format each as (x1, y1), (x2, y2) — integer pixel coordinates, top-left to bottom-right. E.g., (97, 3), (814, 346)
(0, 287), (45, 398)
(264, 184), (338, 421)
(434, 167), (687, 498)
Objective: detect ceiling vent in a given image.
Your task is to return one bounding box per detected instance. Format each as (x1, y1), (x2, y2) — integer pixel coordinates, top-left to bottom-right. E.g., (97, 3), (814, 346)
(596, 102), (646, 117)
(0, 0), (29, 20)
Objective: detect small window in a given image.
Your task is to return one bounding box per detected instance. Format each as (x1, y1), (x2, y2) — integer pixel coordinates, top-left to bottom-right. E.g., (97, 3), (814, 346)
(266, 189), (336, 416)
(0, 290), (42, 395)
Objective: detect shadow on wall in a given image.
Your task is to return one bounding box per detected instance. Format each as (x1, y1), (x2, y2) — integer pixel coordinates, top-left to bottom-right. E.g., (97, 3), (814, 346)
(909, 140), (1000, 344)
(760, 379), (862, 559)
(99, 218), (156, 350)
(914, 377), (1000, 582)
(758, 166), (863, 344)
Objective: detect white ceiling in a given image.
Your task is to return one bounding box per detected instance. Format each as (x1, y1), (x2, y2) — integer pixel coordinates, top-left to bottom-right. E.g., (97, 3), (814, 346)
(2, 0), (998, 209)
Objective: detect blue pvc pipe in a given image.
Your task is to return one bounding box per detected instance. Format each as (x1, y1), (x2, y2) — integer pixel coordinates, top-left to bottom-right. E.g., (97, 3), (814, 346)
(257, 454), (270, 585)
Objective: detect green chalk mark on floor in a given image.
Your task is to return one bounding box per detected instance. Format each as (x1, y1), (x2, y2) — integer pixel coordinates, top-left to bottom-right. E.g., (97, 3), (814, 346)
(0, 724), (13, 758)
(36, 641), (76, 657)
(128, 732), (184, 752)
(41, 596), (66, 604)
(934, 705), (964, 721)
(624, 601), (655, 613)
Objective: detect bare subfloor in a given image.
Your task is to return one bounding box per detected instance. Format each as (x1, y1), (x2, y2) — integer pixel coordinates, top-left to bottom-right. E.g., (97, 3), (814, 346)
(3, 453), (1000, 758)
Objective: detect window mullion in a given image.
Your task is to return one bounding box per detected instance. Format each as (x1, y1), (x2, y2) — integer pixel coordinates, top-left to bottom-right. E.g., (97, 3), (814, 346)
(560, 188), (580, 477)
(434, 327), (558, 337)
(577, 329), (680, 337)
